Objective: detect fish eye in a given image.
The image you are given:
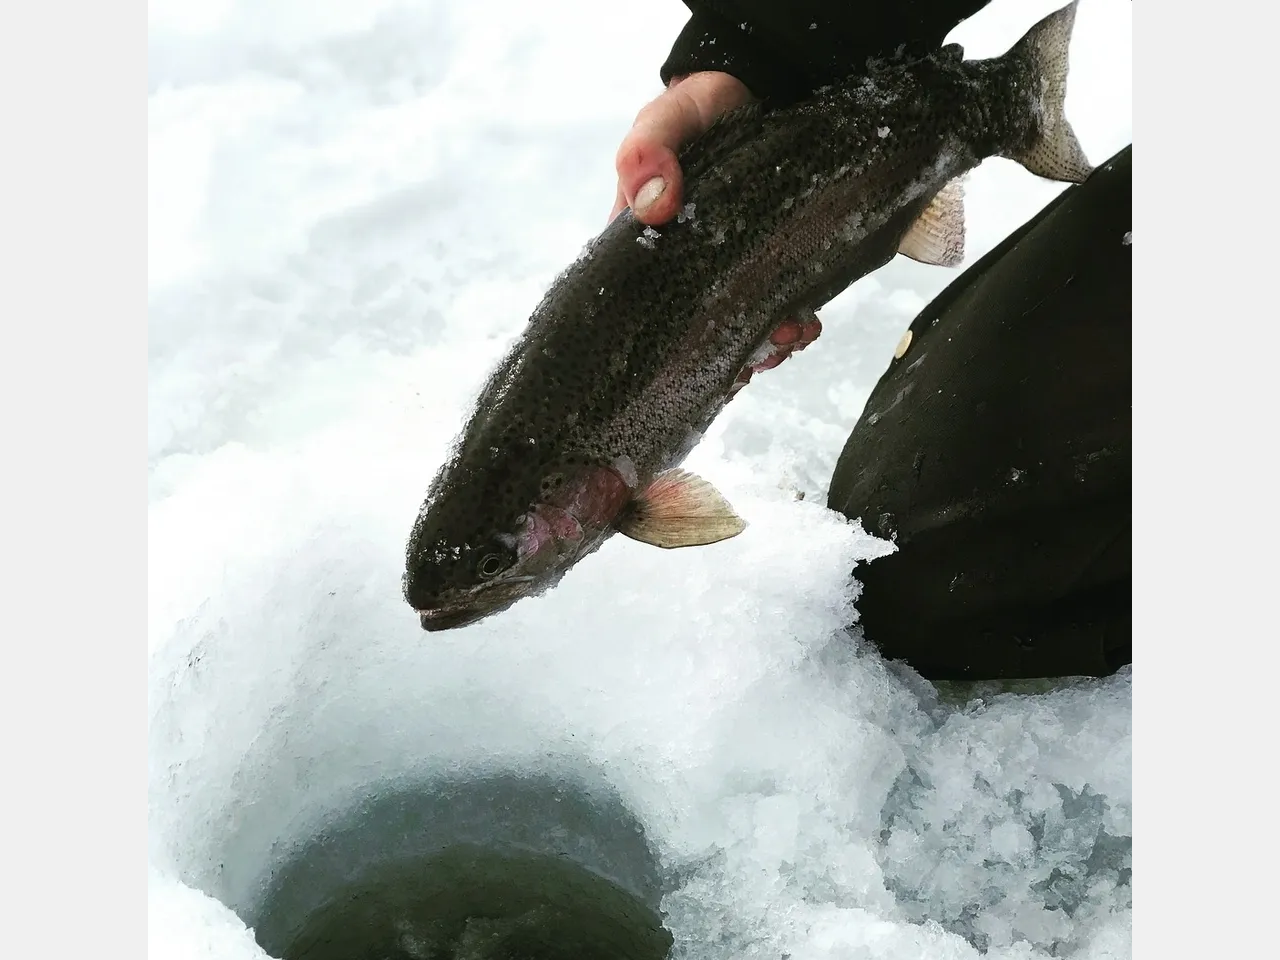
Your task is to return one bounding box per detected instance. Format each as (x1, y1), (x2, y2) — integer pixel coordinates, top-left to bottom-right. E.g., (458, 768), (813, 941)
(476, 552), (507, 579)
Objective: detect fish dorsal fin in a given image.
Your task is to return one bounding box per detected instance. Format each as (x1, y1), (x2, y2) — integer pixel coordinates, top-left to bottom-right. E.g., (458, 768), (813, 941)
(617, 468), (747, 549)
(898, 177), (966, 267)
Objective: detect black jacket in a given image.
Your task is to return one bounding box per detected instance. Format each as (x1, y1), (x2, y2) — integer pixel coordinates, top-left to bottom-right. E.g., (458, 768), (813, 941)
(660, 0), (990, 103)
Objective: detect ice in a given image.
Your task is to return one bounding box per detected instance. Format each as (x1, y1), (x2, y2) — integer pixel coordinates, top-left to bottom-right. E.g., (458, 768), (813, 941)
(149, 866), (273, 960)
(148, 1), (1132, 958)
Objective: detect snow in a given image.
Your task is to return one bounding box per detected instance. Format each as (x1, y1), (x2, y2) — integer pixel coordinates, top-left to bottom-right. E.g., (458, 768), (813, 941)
(149, 865), (272, 960)
(148, 1), (1133, 958)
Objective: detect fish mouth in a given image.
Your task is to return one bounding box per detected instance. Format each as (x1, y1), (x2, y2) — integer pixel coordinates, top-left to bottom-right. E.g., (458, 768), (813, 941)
(417, 607), (492, 632)
(415, 579), (535, 632)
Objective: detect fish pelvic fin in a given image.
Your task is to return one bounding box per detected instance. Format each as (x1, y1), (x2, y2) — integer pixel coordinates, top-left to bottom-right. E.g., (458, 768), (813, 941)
(898, 176), (966, 267)
(1003, 1), (1093, 184)
(617, 468), (747, 549)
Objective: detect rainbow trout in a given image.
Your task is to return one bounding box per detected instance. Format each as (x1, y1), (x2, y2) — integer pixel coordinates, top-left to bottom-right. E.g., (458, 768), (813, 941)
(405, 2), (1094, 630)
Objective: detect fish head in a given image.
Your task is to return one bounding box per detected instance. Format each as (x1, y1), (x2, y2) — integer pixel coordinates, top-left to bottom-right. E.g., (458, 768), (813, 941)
(404, 454), (635, 631)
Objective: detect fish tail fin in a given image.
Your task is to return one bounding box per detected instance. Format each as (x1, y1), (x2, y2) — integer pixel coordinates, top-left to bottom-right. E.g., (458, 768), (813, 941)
(1003, 1), (1093, 183)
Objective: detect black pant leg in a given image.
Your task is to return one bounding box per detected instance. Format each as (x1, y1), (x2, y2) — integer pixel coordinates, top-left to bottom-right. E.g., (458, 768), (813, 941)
(827, 145), (1132, 681)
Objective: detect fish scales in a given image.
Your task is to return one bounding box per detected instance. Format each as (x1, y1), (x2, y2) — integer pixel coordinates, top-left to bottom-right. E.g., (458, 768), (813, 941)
(463, 55), (1039, 484)
(405, 3), (1094, 630)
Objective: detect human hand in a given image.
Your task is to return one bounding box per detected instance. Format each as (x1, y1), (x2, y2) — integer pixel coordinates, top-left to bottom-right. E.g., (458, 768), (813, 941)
(609, 71), (754, 226)
(609, 70), (822, 383)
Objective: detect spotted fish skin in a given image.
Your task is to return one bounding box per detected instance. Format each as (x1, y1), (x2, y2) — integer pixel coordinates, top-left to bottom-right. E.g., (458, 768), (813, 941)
(405, 3), (1093, 630)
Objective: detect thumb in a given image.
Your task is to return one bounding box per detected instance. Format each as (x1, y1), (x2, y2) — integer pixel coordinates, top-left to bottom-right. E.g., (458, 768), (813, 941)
(611, 72), (753, 226)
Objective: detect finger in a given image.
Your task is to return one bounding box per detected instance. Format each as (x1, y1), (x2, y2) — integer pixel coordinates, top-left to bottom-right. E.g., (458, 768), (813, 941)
(613, 90), (699, 225)
(614, 72), (752, 226)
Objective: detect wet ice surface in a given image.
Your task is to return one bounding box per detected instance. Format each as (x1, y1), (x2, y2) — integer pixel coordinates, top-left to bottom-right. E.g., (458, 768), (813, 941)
(148, 1), (1133, 958)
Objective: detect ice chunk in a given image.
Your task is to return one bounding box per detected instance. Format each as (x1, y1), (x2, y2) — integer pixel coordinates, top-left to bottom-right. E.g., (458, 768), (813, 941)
(149, 867), (273, 960)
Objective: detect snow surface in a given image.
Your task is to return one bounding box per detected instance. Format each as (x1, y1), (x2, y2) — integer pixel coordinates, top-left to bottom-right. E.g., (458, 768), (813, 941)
(148, 1), (1133, 958)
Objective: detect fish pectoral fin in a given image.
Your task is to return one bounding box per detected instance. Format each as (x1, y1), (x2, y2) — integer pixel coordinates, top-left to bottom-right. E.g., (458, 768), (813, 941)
(897, 177), (966, 267)
(617, 468), (747, 549)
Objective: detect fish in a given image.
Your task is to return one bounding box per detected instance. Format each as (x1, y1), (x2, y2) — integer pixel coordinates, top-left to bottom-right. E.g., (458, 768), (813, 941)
(404, 1), (1094, 631)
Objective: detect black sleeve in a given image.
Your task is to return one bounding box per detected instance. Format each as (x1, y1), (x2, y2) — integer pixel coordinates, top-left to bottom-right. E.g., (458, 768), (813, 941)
(660, 0), (992, 103)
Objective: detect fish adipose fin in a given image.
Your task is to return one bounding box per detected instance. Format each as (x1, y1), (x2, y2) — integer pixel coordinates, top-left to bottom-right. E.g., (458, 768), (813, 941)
(898, 177), (965, 266)
(618, 468), (747, 548)
(1004, 0), (1094, 183)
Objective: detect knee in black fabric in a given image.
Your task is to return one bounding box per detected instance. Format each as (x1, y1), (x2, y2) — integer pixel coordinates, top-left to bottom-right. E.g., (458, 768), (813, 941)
(829, 146), (1133, 681)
